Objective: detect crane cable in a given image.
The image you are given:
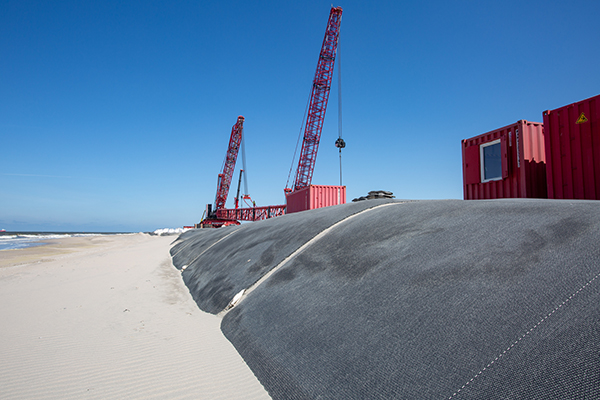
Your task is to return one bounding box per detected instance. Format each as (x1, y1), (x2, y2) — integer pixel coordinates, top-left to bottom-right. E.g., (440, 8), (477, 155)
(334, 31), (345, 186)
(241, 130), (249, 196)
(287, 20), (344, 190)
(285, 85), (312, 190)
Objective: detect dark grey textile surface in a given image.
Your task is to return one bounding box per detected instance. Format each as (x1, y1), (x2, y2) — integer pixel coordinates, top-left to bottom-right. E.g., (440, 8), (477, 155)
(170, 224), (242, 269)
(213, 199), (600, 399)
(171, 199), (398, 314)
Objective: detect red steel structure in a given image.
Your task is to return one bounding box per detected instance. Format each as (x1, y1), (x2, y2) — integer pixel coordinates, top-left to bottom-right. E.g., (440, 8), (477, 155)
(215, 116), (244, 211)
(201, 116), (246, 228)
(462, 120), (547, 200)
(291, 6), (343, 192)
(200, 7), (344, 227)
(201, 116), (286, 228)
(543, 94), (600, 200)
(216, 205), (286, 221)
(286, 185), (346, 214)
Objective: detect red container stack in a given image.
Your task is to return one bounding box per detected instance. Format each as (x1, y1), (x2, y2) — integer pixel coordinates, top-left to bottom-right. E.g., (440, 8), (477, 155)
(286, 185), (346, 214)
(462, 120), (547, 200)
(543, 94), (600, 200)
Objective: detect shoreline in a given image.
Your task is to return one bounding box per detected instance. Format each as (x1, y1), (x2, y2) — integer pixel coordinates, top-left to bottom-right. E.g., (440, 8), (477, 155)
(0, 235), (125, 268)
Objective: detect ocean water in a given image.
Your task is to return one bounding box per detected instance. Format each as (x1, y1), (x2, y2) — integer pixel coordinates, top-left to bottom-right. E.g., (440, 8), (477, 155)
(0, 232), (125, 251)
(0, 228), (189, 251)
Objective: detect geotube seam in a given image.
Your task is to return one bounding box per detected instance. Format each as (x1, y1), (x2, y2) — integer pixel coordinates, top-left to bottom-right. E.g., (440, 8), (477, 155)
(447, 268), (600, 399)
(222, 201), (405, 314)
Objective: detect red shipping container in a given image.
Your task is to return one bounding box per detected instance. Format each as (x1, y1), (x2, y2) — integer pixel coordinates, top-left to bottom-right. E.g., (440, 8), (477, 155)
(462, 120), (547, 200)
(543, 94), (600, 200)
(286, 185), (346, 214)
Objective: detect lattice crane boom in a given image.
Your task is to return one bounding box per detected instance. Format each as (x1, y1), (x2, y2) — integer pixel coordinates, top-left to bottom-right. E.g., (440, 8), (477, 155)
(214, 116), (244, 211)
(291, 6), (342, 192)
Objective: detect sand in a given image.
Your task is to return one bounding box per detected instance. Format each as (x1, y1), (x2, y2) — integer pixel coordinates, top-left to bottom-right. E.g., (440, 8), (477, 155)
(0, 234), (270, 399)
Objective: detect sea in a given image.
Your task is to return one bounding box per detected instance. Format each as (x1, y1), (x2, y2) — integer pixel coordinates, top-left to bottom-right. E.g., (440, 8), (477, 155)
(0, 232), (129, 251)
(0, 228), (188, 251)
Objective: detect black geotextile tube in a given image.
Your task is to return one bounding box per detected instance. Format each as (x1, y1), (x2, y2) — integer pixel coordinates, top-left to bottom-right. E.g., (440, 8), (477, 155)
(172, 198), (398, 314)
(218, 199), (600, 399)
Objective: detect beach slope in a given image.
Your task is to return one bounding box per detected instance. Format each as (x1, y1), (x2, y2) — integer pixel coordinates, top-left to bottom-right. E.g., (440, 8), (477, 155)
(0, 234), (269, 399)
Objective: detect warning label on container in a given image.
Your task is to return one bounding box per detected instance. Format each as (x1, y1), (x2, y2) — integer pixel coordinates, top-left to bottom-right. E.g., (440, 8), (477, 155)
(576, 113), (588, 124)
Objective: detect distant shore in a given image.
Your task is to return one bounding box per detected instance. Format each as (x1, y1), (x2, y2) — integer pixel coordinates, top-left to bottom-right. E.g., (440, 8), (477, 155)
(0, 235), (126, 266)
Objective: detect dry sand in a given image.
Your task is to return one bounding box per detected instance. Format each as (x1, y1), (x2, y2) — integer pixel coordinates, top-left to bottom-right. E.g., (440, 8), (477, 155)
(0, 234), (270, 399)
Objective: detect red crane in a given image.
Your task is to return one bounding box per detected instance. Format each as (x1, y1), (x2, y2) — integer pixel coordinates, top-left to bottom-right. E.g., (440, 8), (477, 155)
(199, 7), (343, 227)
(200, 116), (286, 228)
(201, 116), (245, 228)
(214, 116), (244, 211)
(288, 6), (343, 193)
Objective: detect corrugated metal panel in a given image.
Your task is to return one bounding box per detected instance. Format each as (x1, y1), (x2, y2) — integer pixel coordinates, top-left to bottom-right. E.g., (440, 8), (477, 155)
(462, 120), (546, 200)
(286, 186), (309, 214)
(286, 185), (346, 214)
(543, 94), (600, 200)
(521, 120), (548, 199)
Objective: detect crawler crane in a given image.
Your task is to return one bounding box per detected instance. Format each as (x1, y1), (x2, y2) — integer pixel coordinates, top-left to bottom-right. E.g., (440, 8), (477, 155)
(284, 6), (346, 213)
(287, 6), (343, 193)
(200, 116), (247, 228)
(200, 116), (285, 228)
(199, 6), (344, 227)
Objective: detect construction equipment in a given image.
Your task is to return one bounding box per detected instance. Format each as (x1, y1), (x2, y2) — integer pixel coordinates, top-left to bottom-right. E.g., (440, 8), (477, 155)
(200, 116), (246, 228)
(199, 116), (286, 228)
(286, 6), (343, 194)
(199, 7), (343, 227)
(234, 169), (245, 209)
(284, 6), (345, 213)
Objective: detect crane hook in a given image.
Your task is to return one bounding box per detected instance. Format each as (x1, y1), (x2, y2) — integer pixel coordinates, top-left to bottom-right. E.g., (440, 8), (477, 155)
(335, 138), (346, 149)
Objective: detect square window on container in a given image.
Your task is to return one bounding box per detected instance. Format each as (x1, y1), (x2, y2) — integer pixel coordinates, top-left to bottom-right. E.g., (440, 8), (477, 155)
(480, 139), (502, 182)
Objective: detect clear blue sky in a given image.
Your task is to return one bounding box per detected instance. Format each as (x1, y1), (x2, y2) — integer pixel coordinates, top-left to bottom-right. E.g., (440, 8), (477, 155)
(2, 0), (600, 232)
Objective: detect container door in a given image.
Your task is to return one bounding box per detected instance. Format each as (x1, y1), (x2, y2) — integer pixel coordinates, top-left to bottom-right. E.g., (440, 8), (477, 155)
(464, 144), (480, 184)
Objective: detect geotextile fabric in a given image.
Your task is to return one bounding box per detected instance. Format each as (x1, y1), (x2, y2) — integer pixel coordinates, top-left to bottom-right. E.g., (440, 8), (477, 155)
(174, 199), (600, 399)
(171, 199), (398, 314)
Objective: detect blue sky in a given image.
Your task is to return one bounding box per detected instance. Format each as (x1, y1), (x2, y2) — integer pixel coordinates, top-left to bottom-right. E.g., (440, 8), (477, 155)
(2, 0), (600, 232)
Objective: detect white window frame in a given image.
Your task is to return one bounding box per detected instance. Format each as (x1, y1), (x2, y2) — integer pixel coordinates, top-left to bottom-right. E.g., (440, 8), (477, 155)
(480, 139), (502, 183)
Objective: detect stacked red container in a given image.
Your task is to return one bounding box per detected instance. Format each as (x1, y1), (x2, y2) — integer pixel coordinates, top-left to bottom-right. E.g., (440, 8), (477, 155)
(543, 94), (600, 200)
(286, 185), (346, 214)
(462, 120), (547, 200)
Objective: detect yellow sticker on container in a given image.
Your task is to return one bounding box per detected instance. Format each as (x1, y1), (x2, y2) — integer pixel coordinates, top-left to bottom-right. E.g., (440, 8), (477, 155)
(576, 113), (588, 124)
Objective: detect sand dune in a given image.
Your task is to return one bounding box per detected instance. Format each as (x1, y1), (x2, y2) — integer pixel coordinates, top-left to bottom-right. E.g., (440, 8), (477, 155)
(0, 234), (270, 399)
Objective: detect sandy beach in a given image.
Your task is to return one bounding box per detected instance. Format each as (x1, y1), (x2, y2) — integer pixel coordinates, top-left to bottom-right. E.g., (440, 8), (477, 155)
(0, 234), (270, 399)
